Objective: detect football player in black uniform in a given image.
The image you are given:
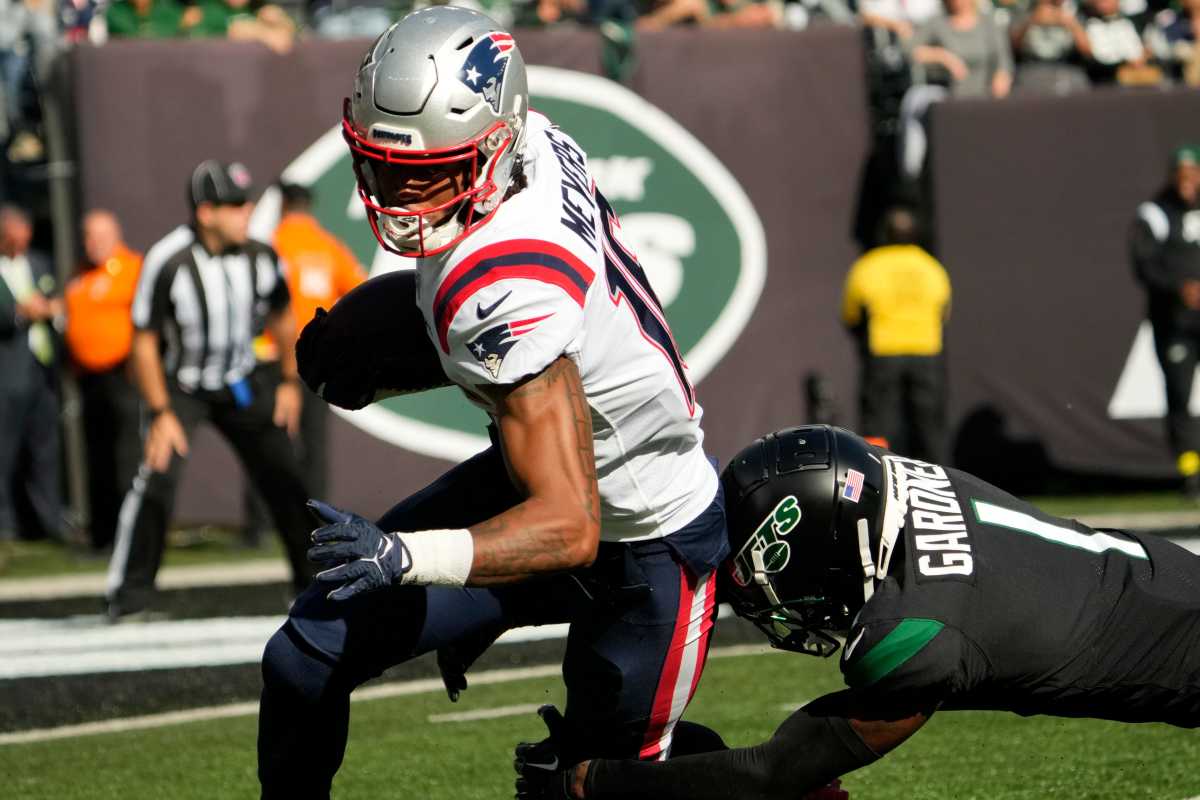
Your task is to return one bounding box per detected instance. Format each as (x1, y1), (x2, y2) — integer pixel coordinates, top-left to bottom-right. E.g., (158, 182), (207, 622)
(516, 425), (1200, 800)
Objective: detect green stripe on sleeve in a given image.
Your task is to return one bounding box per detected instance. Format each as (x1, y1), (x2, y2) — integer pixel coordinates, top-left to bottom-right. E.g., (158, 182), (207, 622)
(845, 618), (945, 688)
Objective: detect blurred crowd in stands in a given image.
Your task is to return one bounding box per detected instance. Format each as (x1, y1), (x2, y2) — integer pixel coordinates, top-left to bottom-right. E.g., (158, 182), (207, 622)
(0, 0), (1195, 153)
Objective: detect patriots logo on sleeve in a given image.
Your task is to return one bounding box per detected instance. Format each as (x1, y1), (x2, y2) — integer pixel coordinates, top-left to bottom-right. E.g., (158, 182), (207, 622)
(458, 33), (514, 114)
(468, 314), (553, 379)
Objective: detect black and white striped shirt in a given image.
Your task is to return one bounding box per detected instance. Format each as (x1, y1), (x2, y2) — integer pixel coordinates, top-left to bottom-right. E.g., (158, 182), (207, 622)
(131, 225), (290, 392)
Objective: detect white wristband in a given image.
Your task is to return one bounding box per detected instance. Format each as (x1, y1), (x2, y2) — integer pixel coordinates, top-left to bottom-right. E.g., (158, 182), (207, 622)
(395, 528), (474, 587)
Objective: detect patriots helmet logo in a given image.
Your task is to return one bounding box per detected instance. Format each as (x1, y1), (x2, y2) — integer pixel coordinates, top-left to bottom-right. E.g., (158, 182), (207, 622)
(458, 32), (514, 114)
(468, 313), (552, 379)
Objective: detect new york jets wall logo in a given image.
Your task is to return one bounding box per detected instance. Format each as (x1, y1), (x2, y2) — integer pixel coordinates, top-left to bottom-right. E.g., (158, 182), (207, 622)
(732, 495), (802, 588)
(252, 66), (766, 461)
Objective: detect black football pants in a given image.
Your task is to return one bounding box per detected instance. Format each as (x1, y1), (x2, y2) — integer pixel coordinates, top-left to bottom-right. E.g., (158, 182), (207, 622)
(105, 368), (315, 613)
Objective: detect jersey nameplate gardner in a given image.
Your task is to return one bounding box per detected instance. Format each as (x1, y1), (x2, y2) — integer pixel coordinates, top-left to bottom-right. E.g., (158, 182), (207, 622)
(884, 455), (975, 581)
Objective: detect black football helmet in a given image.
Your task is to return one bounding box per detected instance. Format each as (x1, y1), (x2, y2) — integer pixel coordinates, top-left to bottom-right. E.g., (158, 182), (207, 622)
(719, 426), (893, 657)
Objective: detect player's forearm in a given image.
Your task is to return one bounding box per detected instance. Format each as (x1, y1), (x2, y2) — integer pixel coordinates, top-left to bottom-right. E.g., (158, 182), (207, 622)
(467, 496), (599, 584)
(466, 357), (602, 584)
(131, 330), (171, 412)
(581, 711), (879, 800)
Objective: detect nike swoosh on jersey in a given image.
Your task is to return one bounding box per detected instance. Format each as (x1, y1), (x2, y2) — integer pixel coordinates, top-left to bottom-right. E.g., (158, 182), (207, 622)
(842, 627), (866, 661)
(476, 290), (513, 320)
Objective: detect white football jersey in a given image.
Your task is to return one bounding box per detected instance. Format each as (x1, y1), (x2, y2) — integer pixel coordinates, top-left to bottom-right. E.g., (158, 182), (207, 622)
(415, 111), (717, 542)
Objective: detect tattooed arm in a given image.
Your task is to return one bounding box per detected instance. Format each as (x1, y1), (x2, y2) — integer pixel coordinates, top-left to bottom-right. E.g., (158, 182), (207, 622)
(465, 355), (601, 585)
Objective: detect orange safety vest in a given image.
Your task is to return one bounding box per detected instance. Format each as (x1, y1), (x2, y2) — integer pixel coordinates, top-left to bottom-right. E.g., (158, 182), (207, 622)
(64, 243), (143, 372)
(255, 212), (368, 361)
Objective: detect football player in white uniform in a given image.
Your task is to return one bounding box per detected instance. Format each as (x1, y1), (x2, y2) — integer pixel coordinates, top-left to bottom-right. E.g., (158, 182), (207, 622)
(257, 8), (730, 798)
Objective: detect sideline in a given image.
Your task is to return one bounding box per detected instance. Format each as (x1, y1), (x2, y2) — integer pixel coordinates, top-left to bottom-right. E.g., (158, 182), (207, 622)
(2, 517), (1195, 602)
(0, 643), (774, 746)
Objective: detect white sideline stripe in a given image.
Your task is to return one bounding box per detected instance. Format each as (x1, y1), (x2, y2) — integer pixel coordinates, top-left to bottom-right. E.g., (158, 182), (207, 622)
(428, 703), (543, 723)
(0, 617), (572, 680)
(1, 524), (1194, 603)
(0, 605), (731, 680)
(0, 643), (774, 746)
(0, 560), (289, 601)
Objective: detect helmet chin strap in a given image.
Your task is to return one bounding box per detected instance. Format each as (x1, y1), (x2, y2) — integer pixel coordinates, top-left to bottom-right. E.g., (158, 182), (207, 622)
(859, 455), (908, 604)
(856, 518), (876, 604)
(878, 458), (906, 575)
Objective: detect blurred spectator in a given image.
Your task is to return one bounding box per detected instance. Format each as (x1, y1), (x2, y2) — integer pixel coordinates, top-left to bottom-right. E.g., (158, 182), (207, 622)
(1082, 0), (1158, 82)
(910, 0), (1015, 97)
(860, 0), (942, 42)
(1010, 0), (1093, 93)
(60, 0), (103, 43)
(183, 0), (297, 53)
(105, 0), (184, 38)
(307, 0), (398, 38)
(0, 204), (64, 561)
(635, 0), (780, 30)
(1131, 145), (1200, 498)
(1145, 0), (1200, 84)
(64, 210), (143, 552)
(842, 206), (951, 463)
(242, 182), (366, 545)
(0, 0), (58, 160)
(104, 161), (314, 620)
(898, 0), (1013, 181)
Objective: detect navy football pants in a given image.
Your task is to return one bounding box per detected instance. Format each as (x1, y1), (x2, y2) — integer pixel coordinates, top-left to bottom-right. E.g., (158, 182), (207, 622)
(258, 446), (724, 799)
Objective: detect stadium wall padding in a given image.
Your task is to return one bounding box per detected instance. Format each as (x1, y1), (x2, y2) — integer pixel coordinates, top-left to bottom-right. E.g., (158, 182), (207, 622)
(70, 31), (1195, 525)
(930, 90), (1200, 484)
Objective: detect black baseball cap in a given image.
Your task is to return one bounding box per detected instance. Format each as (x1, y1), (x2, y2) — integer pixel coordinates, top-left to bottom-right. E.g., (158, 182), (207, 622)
(189, 160), (254, 209)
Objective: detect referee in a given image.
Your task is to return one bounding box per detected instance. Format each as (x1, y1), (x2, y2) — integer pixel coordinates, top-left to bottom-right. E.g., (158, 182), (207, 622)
(105, 160), (315, 620)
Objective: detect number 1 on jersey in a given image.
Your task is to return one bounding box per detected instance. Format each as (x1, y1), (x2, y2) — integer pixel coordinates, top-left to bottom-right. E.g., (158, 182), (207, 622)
(596, 191), (696, 415)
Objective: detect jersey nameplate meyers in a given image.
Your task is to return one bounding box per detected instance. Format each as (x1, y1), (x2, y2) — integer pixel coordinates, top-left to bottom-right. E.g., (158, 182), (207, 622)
(885, 456), (975, 580)
(545, 127), (597, 253)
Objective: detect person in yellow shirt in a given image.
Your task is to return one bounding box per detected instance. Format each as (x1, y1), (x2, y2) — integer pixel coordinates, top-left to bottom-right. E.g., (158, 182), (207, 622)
(244, 183), (367, 544)
(842, 206), (952, 462)
(64, 210), (144, 551)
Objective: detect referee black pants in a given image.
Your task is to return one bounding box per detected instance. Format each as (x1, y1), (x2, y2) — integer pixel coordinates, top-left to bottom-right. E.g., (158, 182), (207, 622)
(860, 353), (947, 464)
(106, 368), (316, 614)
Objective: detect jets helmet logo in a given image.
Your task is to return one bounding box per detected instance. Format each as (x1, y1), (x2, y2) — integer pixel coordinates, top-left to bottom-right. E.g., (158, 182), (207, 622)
(459, 33), (514, 114)
(732, 495), (802, 588)
(468, 313), (552, 379)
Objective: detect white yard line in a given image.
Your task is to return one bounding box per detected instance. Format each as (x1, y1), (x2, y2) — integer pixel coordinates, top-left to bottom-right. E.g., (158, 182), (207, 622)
(0, 643), (774, 746)
(428, 703), (544, 723)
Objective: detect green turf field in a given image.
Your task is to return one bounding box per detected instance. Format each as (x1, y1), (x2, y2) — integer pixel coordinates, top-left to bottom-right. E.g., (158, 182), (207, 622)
(3, 648), (1197, 800)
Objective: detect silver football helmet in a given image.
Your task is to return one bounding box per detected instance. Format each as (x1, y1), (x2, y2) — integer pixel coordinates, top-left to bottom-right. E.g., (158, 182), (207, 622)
(343, 6), (529, 257)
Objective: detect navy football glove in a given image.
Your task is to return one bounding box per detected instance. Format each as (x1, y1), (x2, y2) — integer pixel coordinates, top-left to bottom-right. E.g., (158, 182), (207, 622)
(515, 705), (579, 800)
(306, 499), (411, 600)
